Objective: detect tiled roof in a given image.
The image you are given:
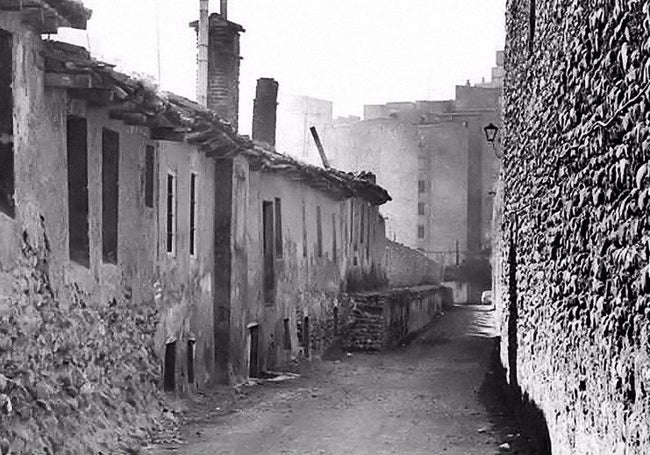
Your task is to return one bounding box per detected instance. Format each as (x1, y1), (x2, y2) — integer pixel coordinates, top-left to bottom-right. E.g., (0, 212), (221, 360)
(42, 40), (391, 205)
(0, 0), (91, 31)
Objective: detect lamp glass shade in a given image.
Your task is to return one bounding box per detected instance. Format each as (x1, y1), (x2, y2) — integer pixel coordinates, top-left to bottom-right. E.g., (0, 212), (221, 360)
(484, 123), (499, 143)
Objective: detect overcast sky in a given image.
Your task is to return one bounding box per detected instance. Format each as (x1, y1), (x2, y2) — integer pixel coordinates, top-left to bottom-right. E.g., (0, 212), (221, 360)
(57, 0), (505, 135)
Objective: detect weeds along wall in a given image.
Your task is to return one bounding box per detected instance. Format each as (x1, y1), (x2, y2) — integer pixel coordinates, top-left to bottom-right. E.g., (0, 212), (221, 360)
(496, 1), (650, 453)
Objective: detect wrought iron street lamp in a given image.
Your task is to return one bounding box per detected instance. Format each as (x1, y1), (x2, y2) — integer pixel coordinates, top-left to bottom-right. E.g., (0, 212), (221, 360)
(483, 122), (503, 158)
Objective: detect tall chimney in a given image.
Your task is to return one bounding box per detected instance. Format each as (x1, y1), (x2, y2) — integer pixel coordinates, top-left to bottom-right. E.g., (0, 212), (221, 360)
(252, 78), (279, 146)
(197, 0), (209, 107)
(220, 0), (228, 19)
(190, 13), (244, 131)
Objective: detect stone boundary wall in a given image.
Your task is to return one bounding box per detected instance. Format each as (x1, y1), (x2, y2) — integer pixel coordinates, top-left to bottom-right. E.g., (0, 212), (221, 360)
(345, 286), (452, 351)
(384, 240), (442, 287)
(497, 2), (650, 453)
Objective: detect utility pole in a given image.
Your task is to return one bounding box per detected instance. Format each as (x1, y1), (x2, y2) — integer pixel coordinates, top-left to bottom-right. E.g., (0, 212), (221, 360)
(197, 0), (209, 107)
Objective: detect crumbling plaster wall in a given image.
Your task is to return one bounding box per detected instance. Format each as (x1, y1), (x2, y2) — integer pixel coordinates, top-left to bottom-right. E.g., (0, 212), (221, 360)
(496, 1), (650, 453)
(157, 141), (217, 390)
(384, 240), (442, 287)
(227, 166), (386, 382)
(0, 18), (165, 453)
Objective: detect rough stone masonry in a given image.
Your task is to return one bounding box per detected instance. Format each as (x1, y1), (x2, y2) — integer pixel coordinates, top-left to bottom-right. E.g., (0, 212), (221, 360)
(495, 1), (650, 453)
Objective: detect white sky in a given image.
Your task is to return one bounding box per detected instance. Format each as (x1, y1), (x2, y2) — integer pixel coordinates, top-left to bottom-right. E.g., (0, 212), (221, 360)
(56, 0), (506, 135)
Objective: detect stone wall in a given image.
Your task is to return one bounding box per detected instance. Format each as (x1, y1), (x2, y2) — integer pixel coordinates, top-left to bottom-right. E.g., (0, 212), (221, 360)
(496, 1), (650, 453)
(0, 202), (163, 454)
(384, 240), (442, 287)
(346, 286), (452, 351)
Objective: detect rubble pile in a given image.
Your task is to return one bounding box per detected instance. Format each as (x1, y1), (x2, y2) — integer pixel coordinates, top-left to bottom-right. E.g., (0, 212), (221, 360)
(0, 221), (166, 454)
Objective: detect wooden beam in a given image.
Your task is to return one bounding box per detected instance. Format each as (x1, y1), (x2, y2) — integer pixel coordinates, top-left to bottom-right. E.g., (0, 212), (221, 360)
(151, 127), (184, 142)
(45, 72), (93, 89)
(122, 113), (149, 126)
(69, 88), (114, 106)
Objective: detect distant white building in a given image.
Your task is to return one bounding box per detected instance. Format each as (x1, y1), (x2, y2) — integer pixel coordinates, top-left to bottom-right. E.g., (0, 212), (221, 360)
(276, 94), (333, 166)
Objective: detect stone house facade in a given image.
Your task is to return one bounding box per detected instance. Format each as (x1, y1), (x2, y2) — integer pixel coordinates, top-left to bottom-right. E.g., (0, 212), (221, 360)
(0, 4), (392, 399)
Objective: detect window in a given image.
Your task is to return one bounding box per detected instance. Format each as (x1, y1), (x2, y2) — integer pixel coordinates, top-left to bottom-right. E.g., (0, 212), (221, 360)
(166, 171), (177, 254)
(331, 213), (337, 262)
(528, 0), (536, 54)
(67, 117), (89, 267)
(418, 180), (427, 194)
(274, 197), (283, 258)
(190, 172), (198, 256)
(418, 202), (425, 215)
(349, 200), (354, 245)
(316, 206), (323, 258)
(366, 210), (371, 260)
(360, 205), (365, 244)
(262, 201), (275, 303)
(302, 202), (307, 258)
(102, 128), (119, 264)
(283, 318), (291, 350)
(187, 339), (196, 386)
(145, 145), (155, 208)
(0, 30), (14, 218)
(418, 224), (425, 239)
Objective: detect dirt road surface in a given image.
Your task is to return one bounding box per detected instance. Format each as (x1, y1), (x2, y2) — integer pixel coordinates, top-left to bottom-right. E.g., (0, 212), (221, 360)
(147, 305), (535, 455)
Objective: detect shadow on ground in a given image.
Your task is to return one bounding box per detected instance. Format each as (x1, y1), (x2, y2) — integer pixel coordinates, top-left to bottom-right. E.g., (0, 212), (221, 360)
(479, 337), (552, 455)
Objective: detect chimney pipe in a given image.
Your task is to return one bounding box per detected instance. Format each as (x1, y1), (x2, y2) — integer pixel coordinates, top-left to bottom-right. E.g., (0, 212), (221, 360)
(252, 78), (279, 146)
(197, 0), (209, 107)
(220, 0), (227, 19)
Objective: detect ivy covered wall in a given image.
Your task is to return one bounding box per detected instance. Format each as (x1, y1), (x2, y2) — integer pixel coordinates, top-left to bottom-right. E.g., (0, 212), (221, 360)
(497, 0), (650, 453)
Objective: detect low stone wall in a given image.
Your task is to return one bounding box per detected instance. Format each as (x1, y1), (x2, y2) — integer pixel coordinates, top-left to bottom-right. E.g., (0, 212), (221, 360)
(346, 285), (452, 351)
(384, 241), (442, 287)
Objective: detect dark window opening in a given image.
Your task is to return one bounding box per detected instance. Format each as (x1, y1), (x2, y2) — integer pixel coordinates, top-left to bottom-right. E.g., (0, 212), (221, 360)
(418, 224), (425, 239)
(166, 172), (176, 254)
(249, 325), (260, 378)
(303, 316), (310, 358)
(0, 30), (14, 218)
(102, 128), (119, 264)
(302, 202), (307, 258)
(333, 307), (339, 336)
(164, 341), (177, 392)
(187, 339), (196, 386)
(67, 117), (89, 267)
(190, 172), (197, 256)
(316, 206), (323, 258)
(418, 202), (425, 215)
(145, 145), (155, 208)
(528, 0), (536, 55)
(366, 211), (371, 260)
(283, 318), (291, 350)
(360, 205), (365, 244)
(418, 180), (426, 194)
(332, 213), (337, 262)
(274, 197), (283, 258)
(263, 201), (275, 303)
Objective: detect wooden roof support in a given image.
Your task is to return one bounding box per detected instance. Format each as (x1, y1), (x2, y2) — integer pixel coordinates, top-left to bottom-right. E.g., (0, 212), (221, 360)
(151, 127), (185, 142)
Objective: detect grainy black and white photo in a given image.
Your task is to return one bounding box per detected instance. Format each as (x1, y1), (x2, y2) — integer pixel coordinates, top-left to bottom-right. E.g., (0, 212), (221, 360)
(0, 0), (647, 454)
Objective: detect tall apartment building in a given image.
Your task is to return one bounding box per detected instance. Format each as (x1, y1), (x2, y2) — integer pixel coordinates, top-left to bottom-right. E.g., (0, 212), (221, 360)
(324, 51), (504, 301)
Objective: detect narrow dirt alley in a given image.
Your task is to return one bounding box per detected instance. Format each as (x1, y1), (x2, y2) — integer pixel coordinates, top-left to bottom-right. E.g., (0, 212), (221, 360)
(147, 306), (535, 455)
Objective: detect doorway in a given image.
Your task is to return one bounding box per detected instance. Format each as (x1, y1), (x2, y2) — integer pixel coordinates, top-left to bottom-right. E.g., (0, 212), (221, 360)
(164, 341), (176, 392)
(303, 316), (310, 358)
(249, 325), (260, 378)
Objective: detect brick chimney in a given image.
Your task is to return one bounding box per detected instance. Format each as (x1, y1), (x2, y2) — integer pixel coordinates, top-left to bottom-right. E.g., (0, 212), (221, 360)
(252, 78), (279, 146)
(191, 14), (244, 131)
